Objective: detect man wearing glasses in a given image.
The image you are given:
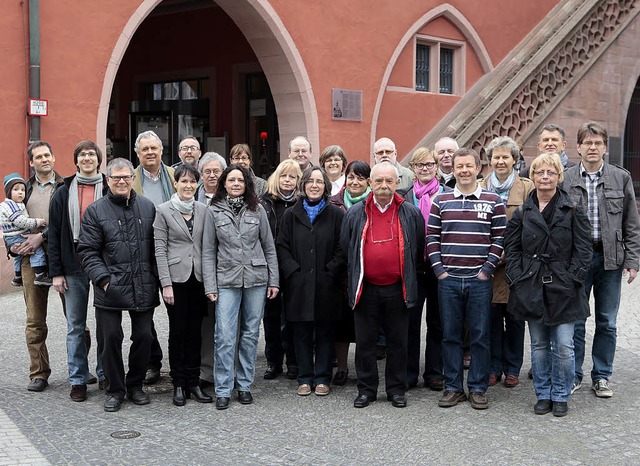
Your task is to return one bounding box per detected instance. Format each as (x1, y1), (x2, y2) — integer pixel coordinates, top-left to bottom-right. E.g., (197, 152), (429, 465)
(78, 158), (160, 412)
(132, 130), (175, 385)
(341, 162), (425, 409)
(373, 138), (414, 190)
(563, 122), (640, 398)
(48, 141), (109, 402)
(288, 136), (314, 171)
(172, 136), (202, 170)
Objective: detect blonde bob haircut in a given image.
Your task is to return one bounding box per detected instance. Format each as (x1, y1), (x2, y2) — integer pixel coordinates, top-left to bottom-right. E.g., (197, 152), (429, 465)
(409, 147), (439, 166)
(529, 152), (564, 183)
(265, 159), (303, 200)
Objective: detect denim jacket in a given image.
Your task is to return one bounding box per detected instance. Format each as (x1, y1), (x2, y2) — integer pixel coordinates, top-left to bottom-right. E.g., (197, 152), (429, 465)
(562, 162), (640, 271)
(202, 199), (279, 294)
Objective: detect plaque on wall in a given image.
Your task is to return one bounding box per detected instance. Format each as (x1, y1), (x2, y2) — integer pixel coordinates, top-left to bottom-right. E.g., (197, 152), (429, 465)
(331, 88), (362, 122)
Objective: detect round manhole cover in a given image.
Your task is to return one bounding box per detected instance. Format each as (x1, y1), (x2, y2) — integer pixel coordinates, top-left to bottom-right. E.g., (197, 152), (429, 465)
(110, 430), (141, 439)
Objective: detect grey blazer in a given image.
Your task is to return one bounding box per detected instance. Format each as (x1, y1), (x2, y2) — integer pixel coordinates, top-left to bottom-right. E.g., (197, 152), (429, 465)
(153, 200), (206, 287)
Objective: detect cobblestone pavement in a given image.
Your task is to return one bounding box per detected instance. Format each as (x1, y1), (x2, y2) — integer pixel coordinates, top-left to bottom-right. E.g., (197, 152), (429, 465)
(0, 282), (639, 465)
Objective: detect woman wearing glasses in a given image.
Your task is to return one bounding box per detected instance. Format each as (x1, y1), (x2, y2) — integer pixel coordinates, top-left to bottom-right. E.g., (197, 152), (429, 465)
(320, 145), (347, 195)
(504, 152), (591, 417)
(229, 144), (267, 196)
(202, 165), (279, 409)
(480, 136), (534, 389)
(277, 167), (345, 396)
(400, 147), (451, 391)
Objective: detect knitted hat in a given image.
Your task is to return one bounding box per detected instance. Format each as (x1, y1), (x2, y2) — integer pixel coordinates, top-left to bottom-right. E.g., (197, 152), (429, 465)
(4, 173), (27, 199)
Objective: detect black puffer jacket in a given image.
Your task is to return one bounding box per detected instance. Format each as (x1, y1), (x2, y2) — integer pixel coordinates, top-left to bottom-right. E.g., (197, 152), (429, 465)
(504, 188), (592, 325)
(77, 189), (160, 311)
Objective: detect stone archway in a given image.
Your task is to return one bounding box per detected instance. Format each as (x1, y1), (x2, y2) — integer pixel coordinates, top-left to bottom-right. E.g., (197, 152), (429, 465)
(96, 0), (318, 160)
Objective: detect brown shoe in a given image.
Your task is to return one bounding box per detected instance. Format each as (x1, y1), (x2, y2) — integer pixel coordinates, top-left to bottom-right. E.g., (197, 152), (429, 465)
(469, 391), (489, 410)
(99, 379), (109, 391)
(297, 384), (312, 396)
(504, 375), (519, 388)
(438, 390), (467, 408)
(315, 384), (330, 396)
(70, 384), (87, 402)
(489, 374), (500, 386)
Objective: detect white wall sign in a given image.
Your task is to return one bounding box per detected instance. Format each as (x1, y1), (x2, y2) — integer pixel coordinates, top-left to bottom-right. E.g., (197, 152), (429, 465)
(28, 99), (48, 116)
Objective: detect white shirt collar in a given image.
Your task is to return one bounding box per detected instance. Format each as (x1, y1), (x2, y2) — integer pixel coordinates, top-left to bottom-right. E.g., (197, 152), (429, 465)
(453, 184), (482, 198)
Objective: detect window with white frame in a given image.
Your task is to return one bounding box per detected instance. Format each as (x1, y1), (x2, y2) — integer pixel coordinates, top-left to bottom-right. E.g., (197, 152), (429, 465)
(415, 36), (464, 95)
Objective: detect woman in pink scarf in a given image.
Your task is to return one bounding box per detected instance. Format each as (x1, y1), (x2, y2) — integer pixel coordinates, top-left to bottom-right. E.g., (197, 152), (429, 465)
(400, 147), (451, 391)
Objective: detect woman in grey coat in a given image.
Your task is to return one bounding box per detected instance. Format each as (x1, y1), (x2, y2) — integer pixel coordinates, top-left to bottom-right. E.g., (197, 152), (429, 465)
(202, 165), (279, 410)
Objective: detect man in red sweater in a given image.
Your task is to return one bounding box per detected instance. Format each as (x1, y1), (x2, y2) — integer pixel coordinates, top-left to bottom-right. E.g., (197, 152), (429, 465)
(341, 162), (425, 408)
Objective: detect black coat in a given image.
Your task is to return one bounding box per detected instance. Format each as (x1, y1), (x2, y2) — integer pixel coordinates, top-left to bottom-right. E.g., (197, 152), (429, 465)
(260, 193), (297, 241)
(504, 189), (592, 325)
(48, 174), (109, 277)
(77, 189), (160, 311)
(276, 200), (344, 322)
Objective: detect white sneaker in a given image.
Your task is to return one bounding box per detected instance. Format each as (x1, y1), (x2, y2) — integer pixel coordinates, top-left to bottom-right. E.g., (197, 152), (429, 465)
(571, 381), (582, 394)
(592, 379), (613, 398)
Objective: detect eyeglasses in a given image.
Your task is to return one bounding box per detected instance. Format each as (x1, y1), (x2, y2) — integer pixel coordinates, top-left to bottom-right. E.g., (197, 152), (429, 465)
(231, 156), (250, 162)
(109, 175), (134, 182)
(413, 162), (436, 169)
(78, 151), (98, 158)
(533, 170), (559, 177)
(180, 145), (200, 152)
(325, 157), (343, 164)
(375, 149), (395, 156)
(305, 179), (325, 185)
(580, 140), (605, 148)
(203, 169), (222, 176)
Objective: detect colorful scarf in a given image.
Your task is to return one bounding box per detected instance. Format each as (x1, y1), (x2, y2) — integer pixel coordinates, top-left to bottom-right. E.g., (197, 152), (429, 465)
(343, 187), (371, 209)
(486, 170), (516, 204)
(413, 177), (440, 229)
(303, 198), (326, 224)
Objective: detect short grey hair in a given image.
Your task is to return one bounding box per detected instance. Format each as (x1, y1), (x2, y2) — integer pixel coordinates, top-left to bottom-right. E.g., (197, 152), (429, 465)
(134, 130), (163, 153)
(486, 136), (520, 162)
(370, 161), (399, 179)
(106, 158), (135, 176)
(199, 152), (227, 173)
(288, 136), (312, 153)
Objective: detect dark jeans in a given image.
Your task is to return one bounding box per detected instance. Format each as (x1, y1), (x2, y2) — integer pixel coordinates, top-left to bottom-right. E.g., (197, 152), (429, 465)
(438, 276), (492, 393)
(263, 294), (296, 368)
(290, 320), (334, 385)
(489, 303), (525, 377)
(407, 268), (443, 386)
(96, 307), (154, 397)
(148, 321), (163, 371)
(167, 275), (206, 387)
(354, 281), (408, 397)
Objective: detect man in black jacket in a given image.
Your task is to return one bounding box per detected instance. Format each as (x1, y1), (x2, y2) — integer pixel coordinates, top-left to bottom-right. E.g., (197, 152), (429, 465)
(49, 141), (108, 402)
(78, 158), (160, 412)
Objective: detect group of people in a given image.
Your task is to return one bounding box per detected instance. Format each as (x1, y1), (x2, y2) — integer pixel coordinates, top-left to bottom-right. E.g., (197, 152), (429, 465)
(3, 121), (638, 418)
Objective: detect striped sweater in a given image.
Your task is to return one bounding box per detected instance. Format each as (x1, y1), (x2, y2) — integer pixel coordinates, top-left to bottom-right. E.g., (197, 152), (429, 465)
(427, 185), (506, 278)
(0, 199), (38, 237)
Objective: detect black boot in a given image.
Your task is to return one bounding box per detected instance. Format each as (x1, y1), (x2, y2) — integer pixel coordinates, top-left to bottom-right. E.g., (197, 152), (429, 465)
(173, 387), (186, 406)
(187, 386), (213, 403)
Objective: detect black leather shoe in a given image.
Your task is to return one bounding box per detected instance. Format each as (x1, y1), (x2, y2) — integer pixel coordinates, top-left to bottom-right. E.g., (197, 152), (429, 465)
(173, 387), (186, 406)
(552, 401), (568, 417)
(353, 393), (376, 408)
(332, 370), (349, 386)
(216, 397), (230, 410)
(187, 386), (213, 403)
(87, 373), (98, 385)
(237, 391), (253, 404)
(387, 394), (407, 408)
(126, 387), (150, 405)
(143, 368), (160, 385)
(104, 395), (124, 412)
(27, 378), (48, 392)
(534, 399), (552, 415)
(264, 364), (282, 380)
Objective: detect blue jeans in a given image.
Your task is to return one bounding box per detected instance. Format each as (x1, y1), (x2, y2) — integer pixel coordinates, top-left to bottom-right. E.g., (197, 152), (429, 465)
(574, 250), (622, 383)
(438, 276), (492, 393)
(65, 271), (104, 385)
(4, 234), (46, 272)
(529, 321), (575, 402)
(214, 286), (267, 398)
